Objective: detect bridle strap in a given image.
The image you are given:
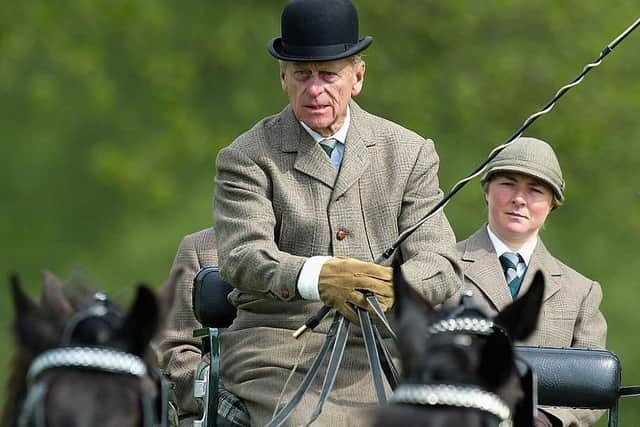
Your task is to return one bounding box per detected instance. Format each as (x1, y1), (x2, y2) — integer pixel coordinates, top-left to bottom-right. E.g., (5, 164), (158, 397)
(18, 382), (47, 427)
(427, 317), (496, 336)
(391, 384), (512, 427)
(28, 347), (147, 383)
(22, 347), (166, 427)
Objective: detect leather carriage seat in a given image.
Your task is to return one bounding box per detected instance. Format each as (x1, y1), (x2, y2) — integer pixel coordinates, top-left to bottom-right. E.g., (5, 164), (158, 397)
(189, 268), (639, 427)
(515, 346), (621, 410)
(192, 266), (237, 329)
(190, 267), (623, 411)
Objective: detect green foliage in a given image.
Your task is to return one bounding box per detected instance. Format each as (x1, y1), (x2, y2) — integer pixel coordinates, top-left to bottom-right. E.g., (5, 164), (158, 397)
(1, 1), (639, 424)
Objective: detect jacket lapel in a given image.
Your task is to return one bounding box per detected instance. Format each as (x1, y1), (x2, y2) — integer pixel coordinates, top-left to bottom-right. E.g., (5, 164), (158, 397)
(332, 102), (372, 200)
(280, 107), (338, 188)
(519, 240), (562, 302)
(462, 228), (514, 311)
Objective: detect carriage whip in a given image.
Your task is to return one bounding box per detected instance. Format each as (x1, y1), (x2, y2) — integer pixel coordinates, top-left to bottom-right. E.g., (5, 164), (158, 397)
(271, 16), (640, 427)
(293, 16), (640, 339)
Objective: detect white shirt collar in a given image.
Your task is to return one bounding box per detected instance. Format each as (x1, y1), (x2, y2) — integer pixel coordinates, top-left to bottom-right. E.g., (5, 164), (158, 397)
(486, 225), (537, 266)
(299, 106), (350, 144)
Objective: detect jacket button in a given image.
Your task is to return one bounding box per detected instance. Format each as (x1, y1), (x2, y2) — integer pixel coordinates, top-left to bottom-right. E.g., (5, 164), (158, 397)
(336, 230), (347, 240)
(281, 289), (290, 299)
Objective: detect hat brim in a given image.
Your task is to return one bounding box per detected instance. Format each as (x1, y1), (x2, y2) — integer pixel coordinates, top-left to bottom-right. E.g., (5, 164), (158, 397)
(481, 165), (565, 202)
(267, 36), (372, 62)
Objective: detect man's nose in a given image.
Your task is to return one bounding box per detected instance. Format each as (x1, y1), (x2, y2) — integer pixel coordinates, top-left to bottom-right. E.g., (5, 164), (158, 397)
(306, 75), (325, 97)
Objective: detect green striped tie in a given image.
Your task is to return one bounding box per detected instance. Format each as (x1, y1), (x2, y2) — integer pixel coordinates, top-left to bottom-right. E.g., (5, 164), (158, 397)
(319, 138), (336, 157)
(499, 252), (527, 298)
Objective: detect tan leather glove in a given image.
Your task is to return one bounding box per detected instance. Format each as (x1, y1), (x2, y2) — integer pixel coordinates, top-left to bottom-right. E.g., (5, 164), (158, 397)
(318, 257), (394, 324)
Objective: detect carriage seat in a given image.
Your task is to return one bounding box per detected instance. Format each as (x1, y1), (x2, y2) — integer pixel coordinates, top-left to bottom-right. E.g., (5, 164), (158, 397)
(515, 346), (640, 426)
(192, 266), (237, 329)
(189, 267), (639, 427)
(191, 266), (238, 427)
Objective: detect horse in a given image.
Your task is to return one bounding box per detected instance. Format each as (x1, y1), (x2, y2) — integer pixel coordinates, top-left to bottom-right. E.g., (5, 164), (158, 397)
(2, 268), (180, 427)
(374, 264), (545, 427)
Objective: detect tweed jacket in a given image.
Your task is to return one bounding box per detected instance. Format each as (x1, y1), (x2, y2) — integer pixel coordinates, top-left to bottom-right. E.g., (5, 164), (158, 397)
(159, 228), (218, 427)
(213, 101), (461, 426)
(453, 226), (607, 427)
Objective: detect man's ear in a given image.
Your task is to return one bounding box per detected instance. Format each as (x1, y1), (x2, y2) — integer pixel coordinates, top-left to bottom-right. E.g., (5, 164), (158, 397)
(280, 68), (288, 92)
(351, 61), (365, 97)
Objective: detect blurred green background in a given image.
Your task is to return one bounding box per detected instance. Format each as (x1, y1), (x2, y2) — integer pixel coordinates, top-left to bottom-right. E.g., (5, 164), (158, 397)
(1, 1), (639, 423)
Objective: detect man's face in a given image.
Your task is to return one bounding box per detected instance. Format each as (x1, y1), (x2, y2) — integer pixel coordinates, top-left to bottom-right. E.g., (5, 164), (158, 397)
(280, 58), (365, 137)
(485, 172), (554, 247)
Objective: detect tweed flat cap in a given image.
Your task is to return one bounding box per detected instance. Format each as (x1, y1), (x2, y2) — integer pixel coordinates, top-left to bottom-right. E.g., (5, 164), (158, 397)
(481, 137), (565, 203)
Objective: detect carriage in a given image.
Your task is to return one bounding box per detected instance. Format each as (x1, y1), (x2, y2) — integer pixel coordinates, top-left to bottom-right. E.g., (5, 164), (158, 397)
(6, 260), (640, 427)
(190, 266), (640, 427)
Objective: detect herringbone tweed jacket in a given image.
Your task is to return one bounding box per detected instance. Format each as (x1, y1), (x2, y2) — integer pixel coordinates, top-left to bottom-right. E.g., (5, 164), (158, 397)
(160, 228), (218, 427)
(213, 101), (462, 426)
(451, 226), (607, 427)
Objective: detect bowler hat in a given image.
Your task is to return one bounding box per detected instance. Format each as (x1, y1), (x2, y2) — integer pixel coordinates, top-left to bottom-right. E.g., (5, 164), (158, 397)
(481, 137), (565, 204)
(267, 0), (372, 62)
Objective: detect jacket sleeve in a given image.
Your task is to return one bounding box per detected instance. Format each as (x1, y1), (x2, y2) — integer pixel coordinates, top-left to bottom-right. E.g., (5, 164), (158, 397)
(540, 281), (608, 427)
(213, 146), (306, 302)
(397, 139), (462, 304)
(159, 234), (206, 416)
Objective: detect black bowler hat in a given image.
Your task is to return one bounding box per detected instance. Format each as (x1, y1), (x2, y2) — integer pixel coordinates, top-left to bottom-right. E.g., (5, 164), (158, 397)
(267, 0), (372, 62)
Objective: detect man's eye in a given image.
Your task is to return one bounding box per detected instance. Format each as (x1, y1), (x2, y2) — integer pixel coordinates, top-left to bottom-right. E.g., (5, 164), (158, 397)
(294, 70), (311, 79)
(321, 72), (339, 82)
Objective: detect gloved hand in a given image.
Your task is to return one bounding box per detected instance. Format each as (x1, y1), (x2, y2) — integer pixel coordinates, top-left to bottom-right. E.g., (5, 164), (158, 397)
(318, 257), (393, 324)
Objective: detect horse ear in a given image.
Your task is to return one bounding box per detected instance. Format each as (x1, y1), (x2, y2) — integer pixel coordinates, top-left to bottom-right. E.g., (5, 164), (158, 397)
(41, 271), (74, 320)
(478, 333), (515, 389)
(493, 270), (545, 341)
(392, 261), (435, 376)
(10, 274), (62, 352)
(118, 285), (159, 356)
(155, 266), (183, 328)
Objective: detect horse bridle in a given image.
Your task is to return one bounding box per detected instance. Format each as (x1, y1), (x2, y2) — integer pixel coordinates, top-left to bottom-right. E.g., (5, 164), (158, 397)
(389, 299), (514, 427)
(18, 293), (170, 427)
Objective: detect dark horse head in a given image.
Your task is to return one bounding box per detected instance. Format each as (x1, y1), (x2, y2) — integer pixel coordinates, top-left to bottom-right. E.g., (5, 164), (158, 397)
(2, 269), (180, 427)
(375, 264), (544, 427)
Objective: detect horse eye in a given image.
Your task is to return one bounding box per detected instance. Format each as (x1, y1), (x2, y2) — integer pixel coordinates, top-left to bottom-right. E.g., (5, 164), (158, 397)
(453, 335), (473, 346)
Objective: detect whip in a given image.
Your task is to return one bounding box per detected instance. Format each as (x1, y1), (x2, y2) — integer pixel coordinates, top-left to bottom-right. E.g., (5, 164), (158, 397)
(270, 16), (640, 427)
(293, 16), (640, 339)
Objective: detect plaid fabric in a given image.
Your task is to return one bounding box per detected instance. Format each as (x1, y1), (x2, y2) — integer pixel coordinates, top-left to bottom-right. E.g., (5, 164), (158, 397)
(217, 380), (250, 427)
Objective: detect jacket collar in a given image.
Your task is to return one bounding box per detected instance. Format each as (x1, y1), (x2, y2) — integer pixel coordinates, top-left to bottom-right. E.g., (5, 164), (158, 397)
(280, 101), (373, 198)
(461, 226), (562, 311)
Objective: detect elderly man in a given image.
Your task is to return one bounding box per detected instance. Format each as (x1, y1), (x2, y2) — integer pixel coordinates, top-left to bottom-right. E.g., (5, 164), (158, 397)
(212, 1), (461, 425)
(162, 0), (462, 426)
